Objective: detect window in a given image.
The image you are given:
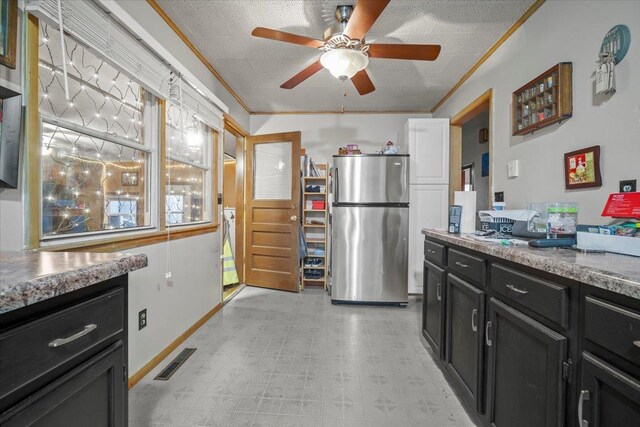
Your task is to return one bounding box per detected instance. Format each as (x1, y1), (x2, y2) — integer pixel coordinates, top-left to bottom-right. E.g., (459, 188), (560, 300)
(39, 23), (154, 238)
(462, 164), (474, 191)
(165, 101), (211, 226)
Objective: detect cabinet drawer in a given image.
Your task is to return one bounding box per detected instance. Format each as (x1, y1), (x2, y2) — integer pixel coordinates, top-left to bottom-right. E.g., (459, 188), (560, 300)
(447, 248), (486, 287)
(0, 288), (124, 401)
(424, 239), (446, 266)
(584, 296), (640, 366)
(491, 264), (569, 328)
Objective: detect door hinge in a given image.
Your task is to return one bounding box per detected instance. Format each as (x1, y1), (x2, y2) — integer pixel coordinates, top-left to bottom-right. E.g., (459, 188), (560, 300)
(562, 359), (572, 383)
(123, 365), (128, 382)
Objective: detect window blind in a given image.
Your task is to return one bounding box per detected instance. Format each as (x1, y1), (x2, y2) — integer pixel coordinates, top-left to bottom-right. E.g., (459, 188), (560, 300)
(170, 76), (224, 132)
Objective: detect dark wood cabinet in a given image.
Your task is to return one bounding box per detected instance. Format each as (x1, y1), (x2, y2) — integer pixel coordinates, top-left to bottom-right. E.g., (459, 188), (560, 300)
(486, 298), (568, 427)
(423, 260), (446, 360)
(0, 276), (128, 425)
(579, 352), (640, 427)
(0, 341), (125, 427)
(445, 273), (485, 412)
(421, 235), (640, 427)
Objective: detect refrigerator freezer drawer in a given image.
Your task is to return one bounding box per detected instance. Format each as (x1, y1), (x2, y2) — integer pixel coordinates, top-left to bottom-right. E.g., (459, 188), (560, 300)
(333, 155), (409, 204)
(331, 205), (409, 304)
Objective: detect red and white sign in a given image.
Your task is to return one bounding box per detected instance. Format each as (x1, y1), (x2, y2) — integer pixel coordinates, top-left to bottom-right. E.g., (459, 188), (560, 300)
(601, 192), (640, 218)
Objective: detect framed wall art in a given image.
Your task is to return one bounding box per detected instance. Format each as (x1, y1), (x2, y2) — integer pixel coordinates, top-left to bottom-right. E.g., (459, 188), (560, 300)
(564, 145), (602, 190)
(121, 171), (139, 186)
(0, 0), (18, 69)
(481, 152), (489, 177)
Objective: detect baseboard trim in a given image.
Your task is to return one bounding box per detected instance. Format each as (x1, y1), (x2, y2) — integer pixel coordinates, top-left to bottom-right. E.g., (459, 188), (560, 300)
(128, 302), (223, 389)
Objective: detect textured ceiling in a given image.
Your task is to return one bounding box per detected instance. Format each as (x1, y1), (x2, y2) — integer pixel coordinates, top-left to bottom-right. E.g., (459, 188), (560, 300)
(156, 0), (535, 113)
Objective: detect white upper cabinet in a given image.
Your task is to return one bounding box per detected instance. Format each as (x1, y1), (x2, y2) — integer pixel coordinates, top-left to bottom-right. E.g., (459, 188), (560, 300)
(400, 119), (450, 185)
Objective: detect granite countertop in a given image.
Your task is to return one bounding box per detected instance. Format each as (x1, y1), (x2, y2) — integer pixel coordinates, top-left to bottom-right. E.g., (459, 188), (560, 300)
(422, 229), (640, 300)
(0, 251), (148, 314)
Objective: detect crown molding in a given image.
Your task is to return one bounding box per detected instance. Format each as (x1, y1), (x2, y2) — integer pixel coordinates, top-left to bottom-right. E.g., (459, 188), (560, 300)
(430, 0), (546, 114)
(250, 110), (432, 116)
(147, 0), (251, 113)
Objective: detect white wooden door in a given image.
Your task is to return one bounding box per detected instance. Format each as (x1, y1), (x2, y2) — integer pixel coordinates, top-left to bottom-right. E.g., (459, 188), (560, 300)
(407, 184), (448, 294)
(407, 119), (450, 185)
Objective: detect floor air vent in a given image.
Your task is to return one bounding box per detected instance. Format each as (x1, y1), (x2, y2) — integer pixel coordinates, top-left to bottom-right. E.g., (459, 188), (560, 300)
(154, 348), (196, 381)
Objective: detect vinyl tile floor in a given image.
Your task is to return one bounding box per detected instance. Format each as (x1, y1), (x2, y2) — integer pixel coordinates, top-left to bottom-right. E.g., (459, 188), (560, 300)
(129, 286), (476, 427)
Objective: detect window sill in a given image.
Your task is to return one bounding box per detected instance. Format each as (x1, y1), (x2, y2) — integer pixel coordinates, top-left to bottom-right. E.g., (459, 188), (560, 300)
(40, 223), (219, 253)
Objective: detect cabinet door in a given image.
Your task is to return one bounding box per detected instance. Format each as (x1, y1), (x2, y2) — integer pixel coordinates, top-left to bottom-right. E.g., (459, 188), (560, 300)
(0, 341), (125, 427)
(407, 184), (448, 294)
(445, 273), (485, 411)
(486, 298), (567, 427)
(423, 260), (446, 360)
(408, 119), (450, 185)
(579, 352), (640, 427)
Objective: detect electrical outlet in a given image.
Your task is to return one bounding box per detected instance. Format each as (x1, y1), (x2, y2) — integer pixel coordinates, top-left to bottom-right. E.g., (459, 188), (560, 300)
(138, 309), (147, 330)
(620, 179), (636, 193)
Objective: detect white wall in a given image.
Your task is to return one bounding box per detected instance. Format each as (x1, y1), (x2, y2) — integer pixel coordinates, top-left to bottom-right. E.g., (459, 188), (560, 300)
(250, 113), (431, 165)
(433, 0), (640, 224)
(0, 9), (25, 252)
(462, 111), (490, 227)
(127, 232), (221, 374)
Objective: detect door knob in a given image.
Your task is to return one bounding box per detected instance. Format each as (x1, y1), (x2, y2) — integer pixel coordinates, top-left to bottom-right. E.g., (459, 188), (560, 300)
(290, 215), (298, 221)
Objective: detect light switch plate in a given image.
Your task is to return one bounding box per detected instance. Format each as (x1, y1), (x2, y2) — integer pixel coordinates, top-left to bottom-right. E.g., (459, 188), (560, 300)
(507, 160), (519, 178)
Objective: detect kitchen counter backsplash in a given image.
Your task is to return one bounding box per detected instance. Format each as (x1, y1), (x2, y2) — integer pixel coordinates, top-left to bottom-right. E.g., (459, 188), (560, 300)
(422, 229), (640, 300)
(0, 251), (148, 314)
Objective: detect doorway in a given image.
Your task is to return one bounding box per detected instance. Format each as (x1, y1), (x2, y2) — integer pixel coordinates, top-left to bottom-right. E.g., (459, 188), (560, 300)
(221, 116), (247, 303)
(450, 90), (493, 225)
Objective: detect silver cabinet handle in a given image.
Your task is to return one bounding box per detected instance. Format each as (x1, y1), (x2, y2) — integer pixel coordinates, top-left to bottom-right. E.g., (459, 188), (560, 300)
(471, 309), (478, 332)
(506, 284), (529, 295)
(634, 340), (640, 348)
(436, 283), (442, 301)
(49, 324), (97, 348)
(578, 390), (590, 427)
(427, 249), (436, 254)
(485, 321), (492, 346)
(455, 261), (469, 268)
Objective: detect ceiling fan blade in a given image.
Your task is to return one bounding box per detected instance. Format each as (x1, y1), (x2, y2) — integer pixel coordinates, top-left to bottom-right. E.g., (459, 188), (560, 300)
(281, 60), (324, 89)
(343, 0), (390, 40)
(368, 44), (441, 61)
(351, 69), (375, 95)
(251, 27), (324, 49)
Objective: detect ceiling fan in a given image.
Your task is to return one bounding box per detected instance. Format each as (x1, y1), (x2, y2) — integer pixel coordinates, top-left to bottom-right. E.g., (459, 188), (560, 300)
(251, 0), (441, 95)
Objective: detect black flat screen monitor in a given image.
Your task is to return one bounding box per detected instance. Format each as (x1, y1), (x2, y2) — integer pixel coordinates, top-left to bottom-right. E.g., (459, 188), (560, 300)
(0, 86), (22, 189)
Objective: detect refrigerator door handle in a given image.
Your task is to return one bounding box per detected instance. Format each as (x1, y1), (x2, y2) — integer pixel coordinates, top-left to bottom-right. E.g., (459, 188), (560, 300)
(334, 167), (339, 204)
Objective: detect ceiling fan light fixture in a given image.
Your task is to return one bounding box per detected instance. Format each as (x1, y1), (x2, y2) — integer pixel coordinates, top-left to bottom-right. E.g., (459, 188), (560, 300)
(320, 48), (369, 80)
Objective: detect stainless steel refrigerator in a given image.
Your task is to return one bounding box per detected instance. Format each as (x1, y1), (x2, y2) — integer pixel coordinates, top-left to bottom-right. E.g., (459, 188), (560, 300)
(330, 154), (409, 306)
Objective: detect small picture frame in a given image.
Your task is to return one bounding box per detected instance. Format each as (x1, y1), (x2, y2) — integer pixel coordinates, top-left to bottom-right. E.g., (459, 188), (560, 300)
(564, 145), (602, 190)
(121, 171), (139, 186)
(479, 128), (489, 143)
(0, 0), (18, 69)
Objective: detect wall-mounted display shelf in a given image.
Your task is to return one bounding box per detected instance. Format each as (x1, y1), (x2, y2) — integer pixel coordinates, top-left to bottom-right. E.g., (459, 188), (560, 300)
(512, 62), (572, 136)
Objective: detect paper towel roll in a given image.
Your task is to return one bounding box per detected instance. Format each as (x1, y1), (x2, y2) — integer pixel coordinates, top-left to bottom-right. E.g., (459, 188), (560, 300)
(454, 191), (477, 234)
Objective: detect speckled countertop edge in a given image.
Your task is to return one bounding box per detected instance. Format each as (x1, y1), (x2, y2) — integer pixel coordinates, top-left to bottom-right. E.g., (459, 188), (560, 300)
(422, 229), (640, 301)
(0, 253), (148, 314)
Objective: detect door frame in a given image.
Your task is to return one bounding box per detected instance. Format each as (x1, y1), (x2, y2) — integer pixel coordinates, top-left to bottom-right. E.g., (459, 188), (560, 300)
(449, 89), (492, 206)
(223, 114), (248, 292)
